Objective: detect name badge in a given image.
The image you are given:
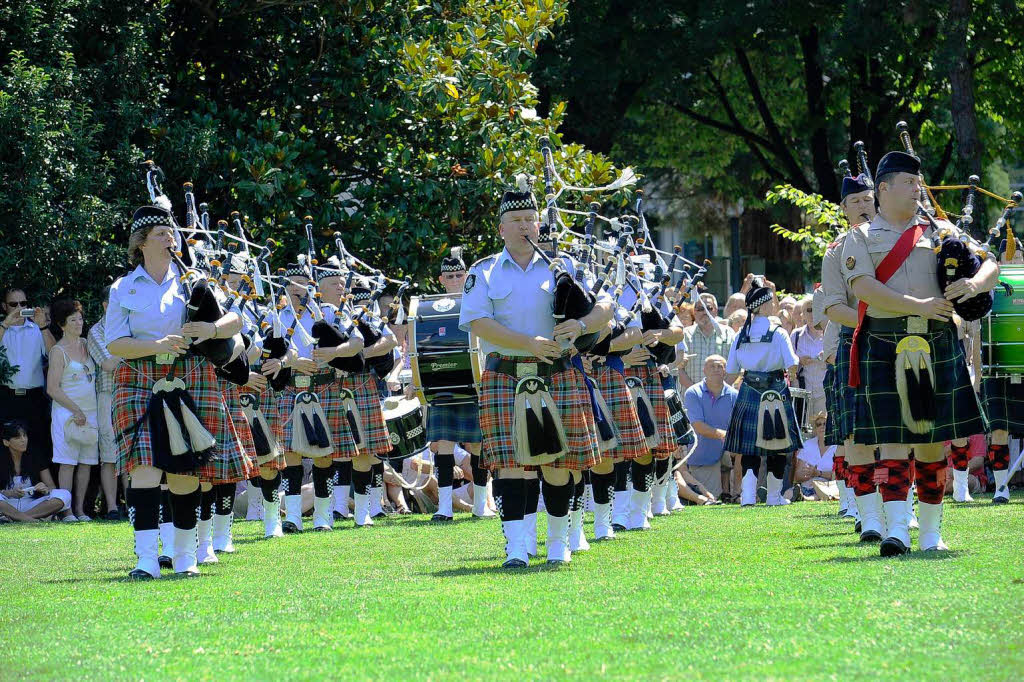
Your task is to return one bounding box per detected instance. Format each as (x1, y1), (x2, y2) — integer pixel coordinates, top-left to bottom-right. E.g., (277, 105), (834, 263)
(155, 353), (175, 366)
(906, 317), (928, 334)
(515, 362), (538, 378)
(295, 375), (311, 388)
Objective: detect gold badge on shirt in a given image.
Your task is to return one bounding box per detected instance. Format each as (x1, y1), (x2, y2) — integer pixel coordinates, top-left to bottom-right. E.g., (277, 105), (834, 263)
(845, 256), (856, 270)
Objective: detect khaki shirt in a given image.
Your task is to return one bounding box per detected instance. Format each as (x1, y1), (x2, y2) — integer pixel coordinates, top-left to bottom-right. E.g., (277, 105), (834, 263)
(821, 232), (856, 314)
(822, 320), (841, 364)
(841, 213), (962, 318)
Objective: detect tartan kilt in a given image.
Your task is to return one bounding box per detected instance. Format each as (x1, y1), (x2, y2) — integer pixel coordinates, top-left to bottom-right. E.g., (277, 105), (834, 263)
(240, 383), (285, 471)
(823, 365), (841, 447)
(214, 378), (258, 483)
(478, 355), (600, 471)
(851, 324), (987, 445)
(112, 356), (248, 482)
(723, 376), (802, 457)
(425, 401), (482, 444)
(981, 376), (1024, 435)
(833, 329), (856, 443)
(593, 364), (648, 461)
(339, 371), (391, 457)
(275, 375), (359, 460)
(623, 363), (676, 459)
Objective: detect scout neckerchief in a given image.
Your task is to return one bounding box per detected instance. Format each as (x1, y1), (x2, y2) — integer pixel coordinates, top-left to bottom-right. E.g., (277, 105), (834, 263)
(848, 219), (927, 387)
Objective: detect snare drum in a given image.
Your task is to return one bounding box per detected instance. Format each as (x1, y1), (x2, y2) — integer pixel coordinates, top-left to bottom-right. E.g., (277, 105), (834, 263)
(382, 397), (427, 461)
(982, 264), (1024, 378)
(788, 387), (813, 435)
(409, 294), (482, 405)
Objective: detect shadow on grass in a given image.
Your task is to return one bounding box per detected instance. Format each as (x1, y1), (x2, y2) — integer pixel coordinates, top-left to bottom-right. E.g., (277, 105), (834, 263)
(821, 549), (965, 564)
(803, 530), (860, 538)
(428, 561), (568, 578)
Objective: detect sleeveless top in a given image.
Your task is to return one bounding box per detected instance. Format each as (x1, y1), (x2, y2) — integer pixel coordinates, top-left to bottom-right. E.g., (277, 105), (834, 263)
(54, 342), (97, 411)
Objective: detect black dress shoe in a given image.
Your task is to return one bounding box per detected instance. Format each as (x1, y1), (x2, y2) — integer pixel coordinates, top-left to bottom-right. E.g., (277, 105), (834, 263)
(837, 508), (847, 516)
(104, 510), (122, 521)
(157, 555), (173, 568)
(880, 536), (910, 557)
(854, 521), (862, 534)
(129, 568), (156, 581)
(431, 513), (453, 523)
(859, 530), (882, 543)
(502, 558), (528, 569)
(611, 523), (626, 532)
(313, 526), (333, 532)
(371, 511), (387, 520)
(282, 521), (301, 534)
(992, 495), (1009, 505)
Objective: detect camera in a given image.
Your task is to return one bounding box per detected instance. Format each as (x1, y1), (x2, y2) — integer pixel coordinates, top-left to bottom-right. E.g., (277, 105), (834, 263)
(19, 308), (35, 318)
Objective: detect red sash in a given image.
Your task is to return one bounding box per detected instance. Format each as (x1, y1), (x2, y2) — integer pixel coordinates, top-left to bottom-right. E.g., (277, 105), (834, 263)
(848, 222), (927, 387)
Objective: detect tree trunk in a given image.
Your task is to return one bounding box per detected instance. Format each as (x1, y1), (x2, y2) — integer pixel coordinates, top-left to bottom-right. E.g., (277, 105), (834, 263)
(799, 27), (836, 201)
(948, 0), (983, 177)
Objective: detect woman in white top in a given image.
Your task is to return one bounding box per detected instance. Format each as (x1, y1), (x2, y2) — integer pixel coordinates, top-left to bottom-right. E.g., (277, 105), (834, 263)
(793, 412), (837, 500)
(723, 280), (803, 507)
(47, 299), (99, 521)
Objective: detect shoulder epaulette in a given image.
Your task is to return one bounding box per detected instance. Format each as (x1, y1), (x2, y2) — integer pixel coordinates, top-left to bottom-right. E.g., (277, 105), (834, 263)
(471, 255), (497, 268)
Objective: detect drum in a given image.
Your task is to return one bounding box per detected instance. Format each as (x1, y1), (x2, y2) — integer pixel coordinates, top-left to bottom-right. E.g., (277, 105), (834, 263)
(382, 397), (427, 461)
(788, 387), (813, 435)
(982, 264), (1024, 378)
(409, 294), (482, 405)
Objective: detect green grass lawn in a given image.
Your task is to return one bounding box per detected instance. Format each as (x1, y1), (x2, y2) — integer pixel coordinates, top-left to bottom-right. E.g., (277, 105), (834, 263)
(2, 495), (1022, 680)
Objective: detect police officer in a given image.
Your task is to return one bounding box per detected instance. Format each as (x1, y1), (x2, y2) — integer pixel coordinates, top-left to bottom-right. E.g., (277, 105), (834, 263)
(842, 151), (997, 556)
(459, 176), (613, 567)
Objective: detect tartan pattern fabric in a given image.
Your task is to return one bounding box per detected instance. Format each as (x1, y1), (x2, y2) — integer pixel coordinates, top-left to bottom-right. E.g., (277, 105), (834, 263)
(214, 378), (258, 483)
(988, 443), (1010, 470)
(851, 325), (986, 445)
(722, 375), (803, 457)
(275, 376), (359, 460)
(875, 459), (912, 502)
(823, 364), (841, 446)
(240, 384), (285, 471)
(85, 321), (115, 393)
(832, 330), (856, 443)
(425, 401), (482, 443)
(915, 459), (947, 504)
(847, 463), (877, 496)
(339, 371), (392, 457)
(112, 357), (248, 482)
(832, 453), (846, 482)
(949, 443), (971, 471)
(980, 376), (1024, 435)
(478, 355), (600, 471)
(623, 363), (676, 459)
(593, 364), (649, 461)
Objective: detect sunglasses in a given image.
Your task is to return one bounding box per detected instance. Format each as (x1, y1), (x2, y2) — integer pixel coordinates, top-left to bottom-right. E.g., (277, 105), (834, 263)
(6, 300), (28, 307)
(443, 273), (465, 280)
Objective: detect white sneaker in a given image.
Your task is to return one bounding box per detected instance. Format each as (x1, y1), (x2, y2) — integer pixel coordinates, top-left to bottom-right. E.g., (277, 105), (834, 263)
(62, 514), (78, 522)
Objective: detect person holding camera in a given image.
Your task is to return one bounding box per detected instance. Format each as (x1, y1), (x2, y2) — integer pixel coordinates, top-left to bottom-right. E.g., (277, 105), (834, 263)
(0, 420), (70, 522)
(0, 288), (54, 468)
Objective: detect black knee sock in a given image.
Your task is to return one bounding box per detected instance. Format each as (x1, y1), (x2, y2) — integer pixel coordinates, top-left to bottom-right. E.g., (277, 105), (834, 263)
(767, 454), (787, 480)
(591, 471), (615, 505)
(260, 473), (281, 503)
(127, 487), (160, 531)
(282, 465), (303, 496)
(581, 469), (592, 485)
(470, 455), (488, 486)
(655, 458), (670, 481)
(435, 453), (455, 487)
(214, 483), (235, 516)
(631, 460), (654, 492)
(569, 477), (585, 512)
(371, 462), (384, 488)
(312, 465), (332, 498)
(613, 460), (630, 492)
(199, 488), (215, 521)
(741, 454), (761, 476)
(333, 459), (352, 486)
(525, 477), (540, 515)
(352, 468), (371, 495)
(159, 488), (174, 524)
(542, 480), (572, 517)
(492, 477), (526, 521)
(170, 488), (201, 530)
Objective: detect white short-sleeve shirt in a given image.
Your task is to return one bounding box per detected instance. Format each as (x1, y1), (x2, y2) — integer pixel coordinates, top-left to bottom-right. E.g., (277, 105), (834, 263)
(725, 315), (799, 374)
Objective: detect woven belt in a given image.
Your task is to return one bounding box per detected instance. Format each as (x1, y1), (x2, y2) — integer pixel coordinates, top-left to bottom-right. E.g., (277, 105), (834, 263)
(862, 316), (949, 335)
(743, 370), (785, 389)
(484, 355), (572, 378)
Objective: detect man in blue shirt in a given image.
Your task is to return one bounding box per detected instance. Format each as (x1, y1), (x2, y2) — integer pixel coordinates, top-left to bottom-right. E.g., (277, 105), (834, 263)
(682, 355), (737, 499)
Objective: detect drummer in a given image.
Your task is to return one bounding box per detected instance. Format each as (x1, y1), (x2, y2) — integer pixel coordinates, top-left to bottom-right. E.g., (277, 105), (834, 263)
(422, 247), (491, 521)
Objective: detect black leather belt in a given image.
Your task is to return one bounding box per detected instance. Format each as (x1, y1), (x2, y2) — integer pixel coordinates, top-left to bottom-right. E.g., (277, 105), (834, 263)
(742, 370), (784, 389)
(484, 354), (572, 378)
(0, 386), (43, 397)
(862, 316), (949, 334)
(292, 371), (335, 389)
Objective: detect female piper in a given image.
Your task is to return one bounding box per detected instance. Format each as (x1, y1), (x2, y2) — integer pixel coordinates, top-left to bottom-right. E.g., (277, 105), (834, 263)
(106, 205), (251, 579)
(722, 280), (803, 507)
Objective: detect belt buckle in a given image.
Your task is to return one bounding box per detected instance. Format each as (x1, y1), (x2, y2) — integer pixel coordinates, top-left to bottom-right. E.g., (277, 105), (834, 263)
(295, 375), (311, 389)
(906, 316), (928, 334)
(515, 362), (538, 379)
(155, 353), (175, 366)
(14, 388), (26, 396)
